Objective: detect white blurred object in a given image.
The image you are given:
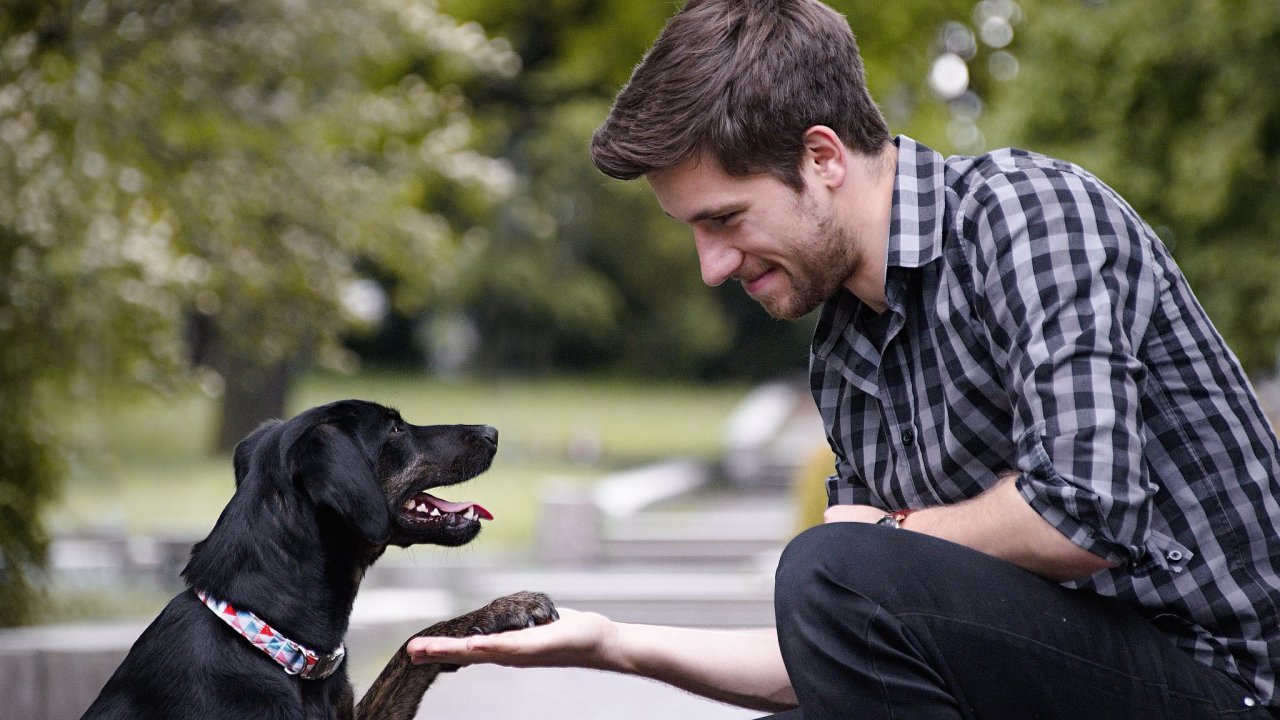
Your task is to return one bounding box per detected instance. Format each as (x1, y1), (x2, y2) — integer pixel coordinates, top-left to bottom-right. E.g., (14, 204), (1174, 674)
(722, 381), (825, 488)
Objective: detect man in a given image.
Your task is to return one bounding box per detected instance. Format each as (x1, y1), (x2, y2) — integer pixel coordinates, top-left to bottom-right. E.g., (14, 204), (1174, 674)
(408, 0), (1280, 717)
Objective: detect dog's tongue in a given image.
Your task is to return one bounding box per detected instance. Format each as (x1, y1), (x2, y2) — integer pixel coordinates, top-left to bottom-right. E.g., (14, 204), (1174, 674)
(422, 493), (493, 521)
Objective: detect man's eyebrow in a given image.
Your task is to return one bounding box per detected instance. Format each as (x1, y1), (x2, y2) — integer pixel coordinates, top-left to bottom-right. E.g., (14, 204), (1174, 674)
(679, 203), (747, 224)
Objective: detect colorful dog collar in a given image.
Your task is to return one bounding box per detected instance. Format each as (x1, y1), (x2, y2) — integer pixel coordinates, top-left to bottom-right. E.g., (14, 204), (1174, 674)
(195, 589), (346, 680)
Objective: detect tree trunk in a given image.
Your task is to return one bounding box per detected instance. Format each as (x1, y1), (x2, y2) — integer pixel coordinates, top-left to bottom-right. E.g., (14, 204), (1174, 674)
(214, 352), (293, 453)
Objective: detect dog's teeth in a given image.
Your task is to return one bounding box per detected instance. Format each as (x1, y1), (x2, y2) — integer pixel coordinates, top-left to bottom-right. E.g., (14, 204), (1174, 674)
(429, 507), (441, 516)
(403, 499), (416, 510)
(463, 508), (475, 519)
(417, 503), (430, 513)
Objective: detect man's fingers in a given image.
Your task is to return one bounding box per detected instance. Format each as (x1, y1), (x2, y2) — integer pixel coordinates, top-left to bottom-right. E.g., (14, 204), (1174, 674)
(407, 636), (471, 664)
(408, 623), (556, 665)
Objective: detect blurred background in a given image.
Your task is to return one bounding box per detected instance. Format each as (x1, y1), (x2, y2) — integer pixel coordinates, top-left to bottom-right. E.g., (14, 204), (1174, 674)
(2, 0), (1279, 717)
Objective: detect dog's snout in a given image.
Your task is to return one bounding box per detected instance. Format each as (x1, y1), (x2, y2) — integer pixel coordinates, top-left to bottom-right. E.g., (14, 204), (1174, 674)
(477, 425), (498, 448)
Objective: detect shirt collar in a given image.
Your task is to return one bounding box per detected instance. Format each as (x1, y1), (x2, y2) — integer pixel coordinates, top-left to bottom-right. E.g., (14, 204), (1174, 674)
(812, 135), (947, 363)
(887, 135), (947, 271)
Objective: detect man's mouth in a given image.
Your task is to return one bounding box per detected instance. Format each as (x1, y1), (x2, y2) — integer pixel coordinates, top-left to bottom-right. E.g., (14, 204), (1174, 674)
(743, 267), (778, 295)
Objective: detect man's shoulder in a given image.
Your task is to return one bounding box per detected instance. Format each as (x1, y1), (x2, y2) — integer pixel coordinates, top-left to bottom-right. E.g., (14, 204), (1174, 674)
(943, 146), (1092, 194)
(894, 136), (1104, 212)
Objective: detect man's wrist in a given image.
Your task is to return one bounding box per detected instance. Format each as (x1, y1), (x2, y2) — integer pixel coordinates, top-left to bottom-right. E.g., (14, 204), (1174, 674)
(875, 508), (917, 529)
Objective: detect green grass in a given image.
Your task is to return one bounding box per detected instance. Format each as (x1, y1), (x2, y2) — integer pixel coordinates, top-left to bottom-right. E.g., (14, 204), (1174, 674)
(47, 373), (750, 548)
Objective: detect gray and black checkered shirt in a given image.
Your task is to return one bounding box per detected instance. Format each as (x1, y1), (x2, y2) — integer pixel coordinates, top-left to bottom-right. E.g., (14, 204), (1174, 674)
(810, 136), (1280, 705)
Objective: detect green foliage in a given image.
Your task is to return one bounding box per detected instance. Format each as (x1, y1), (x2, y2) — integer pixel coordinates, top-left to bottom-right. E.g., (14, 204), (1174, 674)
(835, 0), (991, 148)
(0, 0), (517, 624)
(986, 0), (1280, 372)
(0, 390), (58, 626)
(434, 0), (732, 377)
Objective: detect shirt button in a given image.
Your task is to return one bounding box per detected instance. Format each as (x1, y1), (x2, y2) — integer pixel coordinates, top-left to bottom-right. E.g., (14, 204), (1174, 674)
(1166, 550), (1184, 563)
(901, 429), (915, 446)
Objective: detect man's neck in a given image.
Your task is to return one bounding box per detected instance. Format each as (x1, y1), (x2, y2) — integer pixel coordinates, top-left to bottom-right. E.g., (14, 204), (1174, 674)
(840, 142), (897, 314)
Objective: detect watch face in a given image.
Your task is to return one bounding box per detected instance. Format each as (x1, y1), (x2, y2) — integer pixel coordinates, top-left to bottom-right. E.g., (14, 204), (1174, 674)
(875, 515), (899, 528)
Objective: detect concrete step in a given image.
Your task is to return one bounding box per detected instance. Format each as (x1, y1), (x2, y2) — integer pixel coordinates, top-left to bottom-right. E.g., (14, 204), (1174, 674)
(601, 516), (792, 566)
(404, 666), (758, 720)
(536, 460), (798, 567)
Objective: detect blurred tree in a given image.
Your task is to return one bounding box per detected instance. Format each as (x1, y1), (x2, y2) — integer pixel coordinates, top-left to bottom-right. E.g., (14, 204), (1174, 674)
(430, 0), (731, 378)
(836, 0), (1005, 152)
(985, 0), (1280, 374)
(0, 0), (516, 624)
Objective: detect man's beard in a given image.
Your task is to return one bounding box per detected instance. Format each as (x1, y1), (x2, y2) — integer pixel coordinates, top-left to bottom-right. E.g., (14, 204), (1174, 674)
(753, 195), (861, 321)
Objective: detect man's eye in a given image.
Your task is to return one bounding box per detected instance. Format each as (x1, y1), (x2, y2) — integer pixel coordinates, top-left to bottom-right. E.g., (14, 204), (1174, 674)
(712, 213), (735, 227)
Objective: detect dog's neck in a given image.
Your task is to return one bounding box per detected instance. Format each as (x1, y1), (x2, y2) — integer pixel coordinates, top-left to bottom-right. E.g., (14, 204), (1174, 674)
(181, 487), (380, 653)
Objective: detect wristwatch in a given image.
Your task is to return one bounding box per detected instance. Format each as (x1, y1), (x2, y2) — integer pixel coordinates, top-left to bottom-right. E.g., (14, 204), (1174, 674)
(875, 508), (916, 529)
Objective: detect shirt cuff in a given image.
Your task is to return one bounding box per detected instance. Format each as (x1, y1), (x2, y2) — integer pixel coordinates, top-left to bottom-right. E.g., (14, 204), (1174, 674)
(1013, 437), (1193, 576)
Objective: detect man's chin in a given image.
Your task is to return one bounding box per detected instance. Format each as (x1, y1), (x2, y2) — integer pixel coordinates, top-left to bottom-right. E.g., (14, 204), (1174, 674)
(762, 305), (805, 321)
(746, 272), (834, 320)
(756, 293), (823, 321)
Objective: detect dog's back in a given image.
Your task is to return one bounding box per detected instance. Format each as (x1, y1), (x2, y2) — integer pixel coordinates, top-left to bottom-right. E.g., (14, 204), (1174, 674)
(81, 593), (209, 719)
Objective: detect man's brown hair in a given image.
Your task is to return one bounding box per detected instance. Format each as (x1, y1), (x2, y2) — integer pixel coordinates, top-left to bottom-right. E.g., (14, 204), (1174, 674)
(590, 0), (889, 190)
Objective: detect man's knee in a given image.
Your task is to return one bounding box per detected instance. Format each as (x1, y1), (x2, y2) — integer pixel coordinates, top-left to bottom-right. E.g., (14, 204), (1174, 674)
(775, 522), (906, 616)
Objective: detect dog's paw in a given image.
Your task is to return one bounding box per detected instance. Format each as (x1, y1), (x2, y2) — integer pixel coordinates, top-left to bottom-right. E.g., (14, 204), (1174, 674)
(408, 592), (557, 674)
(410, 590), (557, 670)
(463, 591), (558, 636)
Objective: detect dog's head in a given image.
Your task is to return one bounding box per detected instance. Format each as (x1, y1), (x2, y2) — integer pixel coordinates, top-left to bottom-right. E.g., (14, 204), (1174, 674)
(234, 399), (497, 549)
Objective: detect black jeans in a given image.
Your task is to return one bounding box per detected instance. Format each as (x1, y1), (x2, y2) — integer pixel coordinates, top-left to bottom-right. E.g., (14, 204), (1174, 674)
(762, 522), (1273, 720)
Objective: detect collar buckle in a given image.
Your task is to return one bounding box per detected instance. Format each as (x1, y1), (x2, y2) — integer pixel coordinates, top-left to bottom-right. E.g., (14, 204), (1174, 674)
(300, 645), (346, 680)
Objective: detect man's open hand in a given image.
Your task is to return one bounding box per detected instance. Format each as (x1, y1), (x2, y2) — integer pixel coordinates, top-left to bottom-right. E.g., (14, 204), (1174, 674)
(407, 607), (619, 670)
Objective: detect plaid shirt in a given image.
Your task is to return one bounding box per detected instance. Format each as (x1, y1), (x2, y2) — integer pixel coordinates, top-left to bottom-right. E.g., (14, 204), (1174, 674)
(811, 135), (1280, 705)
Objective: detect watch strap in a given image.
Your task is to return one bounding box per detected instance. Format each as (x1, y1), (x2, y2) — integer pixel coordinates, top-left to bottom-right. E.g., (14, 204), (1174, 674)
(875, 508), (916, 529)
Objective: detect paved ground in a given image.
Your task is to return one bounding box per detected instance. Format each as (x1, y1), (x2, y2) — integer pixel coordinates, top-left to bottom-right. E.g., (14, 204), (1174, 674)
(406, 666), (760, 720)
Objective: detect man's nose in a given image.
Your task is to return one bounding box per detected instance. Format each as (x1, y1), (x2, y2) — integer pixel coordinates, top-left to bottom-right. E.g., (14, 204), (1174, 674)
(694, 231), (741, 287)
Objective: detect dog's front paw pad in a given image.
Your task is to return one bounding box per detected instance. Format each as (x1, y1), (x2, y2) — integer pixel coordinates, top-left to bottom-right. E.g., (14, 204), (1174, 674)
(467, 591), (557, 636)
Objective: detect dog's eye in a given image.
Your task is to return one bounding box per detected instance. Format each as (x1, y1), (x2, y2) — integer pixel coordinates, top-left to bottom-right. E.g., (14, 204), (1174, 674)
(389, 422), (403, 435)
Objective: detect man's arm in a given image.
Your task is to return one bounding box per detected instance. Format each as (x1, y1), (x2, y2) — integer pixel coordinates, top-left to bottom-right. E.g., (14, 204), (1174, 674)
(824, 474), (1117, 582)
(406, 608), (797, 712)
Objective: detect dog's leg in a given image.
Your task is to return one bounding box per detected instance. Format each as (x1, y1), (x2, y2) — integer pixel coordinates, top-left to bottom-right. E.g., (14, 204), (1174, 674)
(354, 591), (557, 720)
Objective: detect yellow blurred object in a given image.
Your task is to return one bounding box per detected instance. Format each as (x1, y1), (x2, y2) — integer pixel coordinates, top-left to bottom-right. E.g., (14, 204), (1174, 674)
(792, 444), (837, 533)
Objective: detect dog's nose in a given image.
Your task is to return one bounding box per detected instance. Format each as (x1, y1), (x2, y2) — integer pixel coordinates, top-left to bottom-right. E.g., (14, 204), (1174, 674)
(477, 425), (498, 448)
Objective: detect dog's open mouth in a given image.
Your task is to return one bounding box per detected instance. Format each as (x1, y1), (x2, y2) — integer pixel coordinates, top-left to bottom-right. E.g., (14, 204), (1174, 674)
(399, 491), (494, 527)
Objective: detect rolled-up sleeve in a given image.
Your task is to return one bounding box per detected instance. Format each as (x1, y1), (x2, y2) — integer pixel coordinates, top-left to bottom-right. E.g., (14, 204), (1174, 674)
(965, 167), (1187, 572)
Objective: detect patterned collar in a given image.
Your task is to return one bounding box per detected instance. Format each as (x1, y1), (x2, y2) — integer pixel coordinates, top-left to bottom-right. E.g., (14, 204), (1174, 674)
(195, 589), (346, 680)
(886, 134), (946, 271)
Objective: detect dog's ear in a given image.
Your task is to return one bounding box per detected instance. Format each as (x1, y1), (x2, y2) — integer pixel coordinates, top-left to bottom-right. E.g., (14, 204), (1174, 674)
(289, 422), (392, 545)
(233, 419), (283, 488)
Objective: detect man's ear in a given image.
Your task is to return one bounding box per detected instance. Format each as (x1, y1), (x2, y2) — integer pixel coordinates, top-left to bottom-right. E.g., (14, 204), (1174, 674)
(289, 423), (392, 545)
(801, 125), (848, 189)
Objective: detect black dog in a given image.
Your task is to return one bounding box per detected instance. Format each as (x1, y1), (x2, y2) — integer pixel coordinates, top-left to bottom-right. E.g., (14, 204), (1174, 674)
(81, 399), (557, 720)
